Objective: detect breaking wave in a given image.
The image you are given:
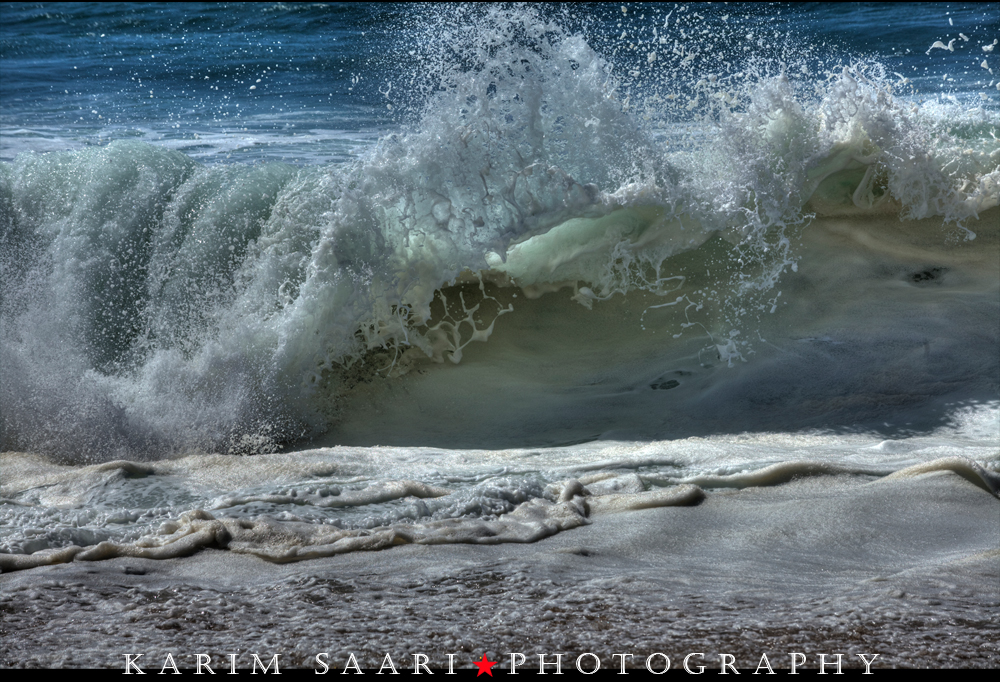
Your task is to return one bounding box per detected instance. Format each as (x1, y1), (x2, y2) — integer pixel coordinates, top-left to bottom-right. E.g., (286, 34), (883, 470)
(1, 6), (997, 460)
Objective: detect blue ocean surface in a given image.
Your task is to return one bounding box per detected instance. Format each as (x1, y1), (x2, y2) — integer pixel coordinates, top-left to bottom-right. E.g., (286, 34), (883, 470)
(1, 3), (996, 163)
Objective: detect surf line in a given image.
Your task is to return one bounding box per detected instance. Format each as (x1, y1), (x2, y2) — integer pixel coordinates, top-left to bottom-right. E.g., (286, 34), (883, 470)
(122, 651), (881, 674)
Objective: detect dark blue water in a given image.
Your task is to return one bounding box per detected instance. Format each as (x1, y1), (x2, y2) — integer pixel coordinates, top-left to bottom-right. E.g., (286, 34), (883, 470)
(1, 3), (404, 162)
(2, 3), (996, 163)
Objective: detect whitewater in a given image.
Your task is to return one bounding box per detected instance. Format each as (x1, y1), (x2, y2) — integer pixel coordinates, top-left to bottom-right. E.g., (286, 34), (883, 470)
(1, 3), (998, 669)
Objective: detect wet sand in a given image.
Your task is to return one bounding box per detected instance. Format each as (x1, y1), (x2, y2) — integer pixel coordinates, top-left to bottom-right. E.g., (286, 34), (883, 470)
(2, 469), (997, 670)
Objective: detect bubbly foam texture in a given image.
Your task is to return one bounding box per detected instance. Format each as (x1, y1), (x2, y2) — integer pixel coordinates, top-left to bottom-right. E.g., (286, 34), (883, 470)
(1, 6), (998, 460)
(2, 408), (996, 569)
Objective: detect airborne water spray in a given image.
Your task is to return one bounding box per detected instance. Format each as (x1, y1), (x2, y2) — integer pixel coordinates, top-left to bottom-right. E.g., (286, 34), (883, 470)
(1, 4), (997, 460)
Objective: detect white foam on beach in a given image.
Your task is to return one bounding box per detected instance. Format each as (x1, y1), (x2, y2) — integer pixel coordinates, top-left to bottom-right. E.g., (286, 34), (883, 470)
(2, 395), (996, 571)
(2, 461), (998, 668)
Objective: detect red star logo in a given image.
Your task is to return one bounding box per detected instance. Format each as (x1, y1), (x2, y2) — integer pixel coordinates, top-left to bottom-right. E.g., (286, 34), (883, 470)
(473, 654), (497, 677)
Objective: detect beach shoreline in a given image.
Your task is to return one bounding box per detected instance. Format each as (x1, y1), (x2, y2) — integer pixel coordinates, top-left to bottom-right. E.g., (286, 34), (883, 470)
(3, 468), (997, 670)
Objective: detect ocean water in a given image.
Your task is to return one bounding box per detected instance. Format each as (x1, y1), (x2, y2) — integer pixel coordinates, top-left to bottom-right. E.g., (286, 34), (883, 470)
(1, 3), (999, 666)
